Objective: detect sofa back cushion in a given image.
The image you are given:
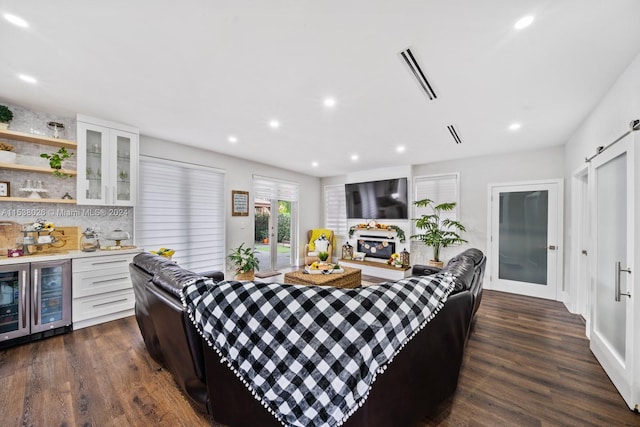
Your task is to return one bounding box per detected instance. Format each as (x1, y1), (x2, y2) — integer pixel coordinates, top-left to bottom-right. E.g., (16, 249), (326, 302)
(442, 256), (475, 293)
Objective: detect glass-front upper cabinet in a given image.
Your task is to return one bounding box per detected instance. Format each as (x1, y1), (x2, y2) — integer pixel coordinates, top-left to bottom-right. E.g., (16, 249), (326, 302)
(76, 115), (139, 206)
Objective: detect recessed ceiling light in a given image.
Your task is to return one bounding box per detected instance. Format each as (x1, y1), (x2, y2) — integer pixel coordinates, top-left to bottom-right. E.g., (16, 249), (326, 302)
(509, 123), (522, 131)
(514, 15), (534, 30)
(228, 135), (238, 143)
(350, 154), (358, 161)
(4, 13), (28, 28)
(396, 146), (406, 153)
(18, 74), (37, 84)
(311, 161), (319, 167)
(323, 97), (336, 108)
(269, 120), (280, 129)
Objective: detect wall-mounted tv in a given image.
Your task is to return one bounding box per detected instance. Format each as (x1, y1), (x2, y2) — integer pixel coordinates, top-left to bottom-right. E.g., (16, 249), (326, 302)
(345, 177), (408, 219)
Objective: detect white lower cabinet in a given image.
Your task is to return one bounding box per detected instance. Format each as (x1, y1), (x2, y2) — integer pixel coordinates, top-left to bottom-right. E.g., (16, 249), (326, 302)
(72, 252), (138, 329)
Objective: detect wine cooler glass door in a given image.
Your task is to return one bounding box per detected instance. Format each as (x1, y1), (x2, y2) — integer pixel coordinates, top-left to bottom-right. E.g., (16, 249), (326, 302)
(31, 260), (71, 334)
(0, 266), (30, 342)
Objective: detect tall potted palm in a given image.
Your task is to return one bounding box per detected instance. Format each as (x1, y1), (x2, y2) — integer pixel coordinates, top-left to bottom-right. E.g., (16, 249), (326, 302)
(411, 198), (467, 267)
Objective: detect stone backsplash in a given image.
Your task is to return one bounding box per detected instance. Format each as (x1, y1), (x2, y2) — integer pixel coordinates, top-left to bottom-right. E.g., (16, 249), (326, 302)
(0, 101), (135, 247)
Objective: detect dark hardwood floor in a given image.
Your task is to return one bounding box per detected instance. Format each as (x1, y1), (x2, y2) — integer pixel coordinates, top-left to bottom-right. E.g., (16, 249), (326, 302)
(0, 290), (638, 426)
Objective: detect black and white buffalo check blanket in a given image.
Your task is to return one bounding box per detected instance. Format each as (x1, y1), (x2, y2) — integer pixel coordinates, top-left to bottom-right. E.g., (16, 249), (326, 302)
(181, 272), (455, 427)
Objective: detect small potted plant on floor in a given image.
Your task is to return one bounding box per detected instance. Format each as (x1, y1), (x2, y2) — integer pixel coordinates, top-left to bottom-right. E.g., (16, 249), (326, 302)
(411, 198), (467, 268)
(228, 242), (260, 281)
(0, 105), (13, 130)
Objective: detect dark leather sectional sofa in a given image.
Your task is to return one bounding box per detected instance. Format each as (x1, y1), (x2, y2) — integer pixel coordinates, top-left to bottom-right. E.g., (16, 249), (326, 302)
(129, 248), (486, 426)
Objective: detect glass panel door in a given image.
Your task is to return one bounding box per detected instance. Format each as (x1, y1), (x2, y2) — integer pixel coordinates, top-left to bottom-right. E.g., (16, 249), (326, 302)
(490, 181), (561, 300)
(0, 266), (29, 342)
(254, 196), (272, 270)
(85, 128), (105, 202)
(589, 140), (634, 410)
(113, 130), (137, 205)
(275, 200), (293, 269)
(31, 260), (71, 334)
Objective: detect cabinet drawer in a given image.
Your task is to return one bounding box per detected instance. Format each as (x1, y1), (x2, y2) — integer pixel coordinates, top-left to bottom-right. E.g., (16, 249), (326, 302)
(72, 288), (135, 322)
(72, 253), (136, 273)
(72, 269), (132, 297)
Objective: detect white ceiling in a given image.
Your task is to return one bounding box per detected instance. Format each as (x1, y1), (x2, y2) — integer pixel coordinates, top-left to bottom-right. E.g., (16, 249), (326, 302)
(2, 0), (640, 177)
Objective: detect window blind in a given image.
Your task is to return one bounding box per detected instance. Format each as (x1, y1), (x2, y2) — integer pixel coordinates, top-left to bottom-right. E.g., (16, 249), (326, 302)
(324, 184), (347, 236)
(413, 173), (460, 231)
(253, 176), (299, 202)
(136, 156), (225, 273)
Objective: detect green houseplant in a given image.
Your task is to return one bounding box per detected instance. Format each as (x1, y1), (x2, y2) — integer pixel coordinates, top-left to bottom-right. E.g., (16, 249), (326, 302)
(41, 147), (74, 178)
(411, 198), (467, 267)
(227, 242), (260, 280)
(0, 105), (13, 129)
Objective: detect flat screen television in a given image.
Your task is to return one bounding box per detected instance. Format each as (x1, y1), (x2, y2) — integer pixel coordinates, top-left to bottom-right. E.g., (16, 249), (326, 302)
(345, 177), (408, 219)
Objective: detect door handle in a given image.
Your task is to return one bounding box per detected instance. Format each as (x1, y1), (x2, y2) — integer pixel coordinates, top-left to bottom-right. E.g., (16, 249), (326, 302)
(33, 268), (39, 325)
(548, 245), (557, 250)
(22, 270), (27, 329)
(615, 261), (631, 301)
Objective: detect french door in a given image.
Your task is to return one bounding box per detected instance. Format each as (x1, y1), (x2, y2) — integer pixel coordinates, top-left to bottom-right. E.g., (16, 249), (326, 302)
(589, 138), (636, 410)
(253, 176), (299, 271)
(489, 180), (563, 300)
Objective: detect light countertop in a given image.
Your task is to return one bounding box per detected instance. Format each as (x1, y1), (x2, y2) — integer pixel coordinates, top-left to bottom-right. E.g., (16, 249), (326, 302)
(0, 247), (143, 265)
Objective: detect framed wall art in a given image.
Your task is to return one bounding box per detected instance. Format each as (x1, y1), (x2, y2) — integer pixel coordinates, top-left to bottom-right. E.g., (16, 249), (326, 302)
(232, 190), (249, 216)
(0, 181), (9, 197)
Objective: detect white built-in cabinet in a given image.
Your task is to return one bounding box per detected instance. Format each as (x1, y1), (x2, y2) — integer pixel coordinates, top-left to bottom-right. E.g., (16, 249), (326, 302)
(71, 251), (138, 329)
(76, 114), (139, 206)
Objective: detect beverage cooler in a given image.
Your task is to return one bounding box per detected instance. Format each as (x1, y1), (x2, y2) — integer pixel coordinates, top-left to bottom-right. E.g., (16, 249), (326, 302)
(0, 259), (72, 348)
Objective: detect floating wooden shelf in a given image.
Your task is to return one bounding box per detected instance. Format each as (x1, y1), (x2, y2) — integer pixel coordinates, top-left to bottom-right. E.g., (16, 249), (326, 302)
(0, 162), (76, 175)
(0, 197), (76, 204)
(0, 129), (77, 149)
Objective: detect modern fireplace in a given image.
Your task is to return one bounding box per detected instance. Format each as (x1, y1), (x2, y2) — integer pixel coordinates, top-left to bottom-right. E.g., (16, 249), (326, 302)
(357, 235), (395, 260)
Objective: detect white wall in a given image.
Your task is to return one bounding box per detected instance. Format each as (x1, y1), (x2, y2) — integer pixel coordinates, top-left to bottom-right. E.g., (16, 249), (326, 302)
(139, 136), (321, 275)
(322, 145), (565, 266)
(562, 51), (640, 406)
(411, 146), (565, 264)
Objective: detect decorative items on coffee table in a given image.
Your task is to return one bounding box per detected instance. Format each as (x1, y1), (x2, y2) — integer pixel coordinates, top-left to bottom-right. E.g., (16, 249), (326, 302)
(228, 242), (260, 280)
(305, 261), (344, 274)
(411, 198), (467, 268)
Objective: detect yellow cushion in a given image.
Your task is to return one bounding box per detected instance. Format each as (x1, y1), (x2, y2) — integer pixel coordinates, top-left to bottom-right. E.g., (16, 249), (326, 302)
(308, 229), (332, 251)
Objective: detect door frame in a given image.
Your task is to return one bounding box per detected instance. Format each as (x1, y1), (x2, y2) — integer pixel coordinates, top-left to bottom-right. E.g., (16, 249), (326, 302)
(570, 165), (590, 323)
(486, 179), (564, 301)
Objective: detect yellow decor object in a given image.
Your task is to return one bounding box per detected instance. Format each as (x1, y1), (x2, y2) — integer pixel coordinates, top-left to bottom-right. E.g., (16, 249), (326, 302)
(308, 228), (332, 251)
(151, 247), (175, 258)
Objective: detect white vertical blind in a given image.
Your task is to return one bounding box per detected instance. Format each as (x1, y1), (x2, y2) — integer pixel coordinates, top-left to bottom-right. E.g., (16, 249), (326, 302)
(324, 184), (347, 236)
(413, 173), (459, 231)
(136, 156), (225, 273)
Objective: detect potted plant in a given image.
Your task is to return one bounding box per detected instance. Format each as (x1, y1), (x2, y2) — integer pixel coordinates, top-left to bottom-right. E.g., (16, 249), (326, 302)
(0, 142), (16, 164)
(228, 242), (260, 280)
(411, 198), (467, 268)
(318, 251), (329, 262)
(40, 147), (74, 178)
(0, 105), (13, 130)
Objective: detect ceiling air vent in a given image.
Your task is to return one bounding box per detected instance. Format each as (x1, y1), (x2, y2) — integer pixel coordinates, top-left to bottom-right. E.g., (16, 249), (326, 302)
(447, 125), (462, 144)
(399, 47), (437, 100)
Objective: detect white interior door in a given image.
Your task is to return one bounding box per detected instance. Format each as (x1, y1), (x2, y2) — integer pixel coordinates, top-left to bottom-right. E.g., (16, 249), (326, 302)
(589, 139), (636, 410)
(489, 180), (562, 300)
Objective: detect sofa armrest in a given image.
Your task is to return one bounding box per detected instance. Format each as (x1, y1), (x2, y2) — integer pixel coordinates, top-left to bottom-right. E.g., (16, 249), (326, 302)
(412, 264), (441, 276)
(201, 270), (225, 282)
